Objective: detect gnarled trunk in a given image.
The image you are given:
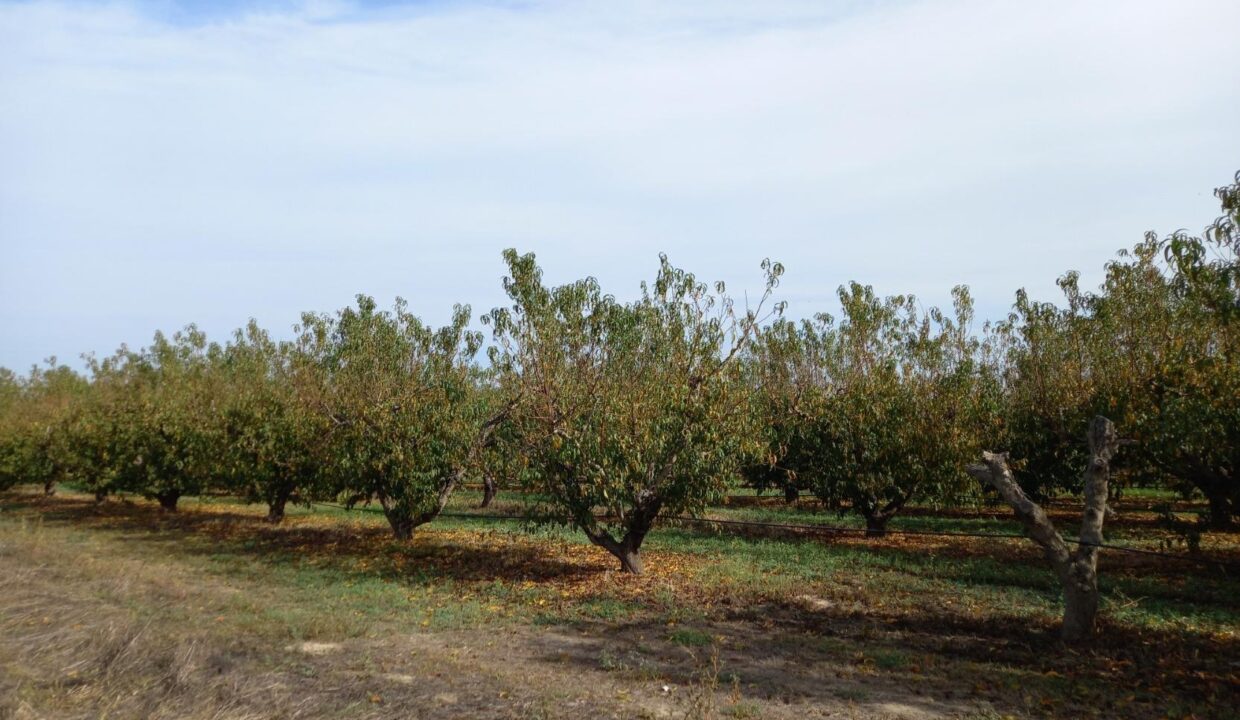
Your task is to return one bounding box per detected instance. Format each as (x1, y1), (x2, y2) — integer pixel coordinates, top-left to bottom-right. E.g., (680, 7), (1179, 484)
(857, 494), (904, 539)
(585, 497), (662, 575)
(387, 514), (415, 541)
(587, 528), (647, 575)
(967, 416), (1119, 642)
(377, 471), (462, 541)
(480, 476), (497, 508)
(377, 493), (416, 540)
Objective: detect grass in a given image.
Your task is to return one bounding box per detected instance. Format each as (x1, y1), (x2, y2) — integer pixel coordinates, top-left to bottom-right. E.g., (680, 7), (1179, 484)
(19, 484), (1240, 636)
(668, 628), (715, 647)
(440, 484), (1235, 554)
(868, 648), (914, 671)
(2, 485), (1239, 719)
(24, 485), (1240, 638)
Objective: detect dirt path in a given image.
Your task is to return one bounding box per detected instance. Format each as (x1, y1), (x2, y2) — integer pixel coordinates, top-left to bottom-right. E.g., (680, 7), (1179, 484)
(0, 516), (984, 720)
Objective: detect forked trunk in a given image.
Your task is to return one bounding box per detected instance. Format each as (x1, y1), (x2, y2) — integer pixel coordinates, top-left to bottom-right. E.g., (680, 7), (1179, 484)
(967, 416), (1118, 643)
(585, 498), (660, 575)
(377, 495), (417, 540)
(377, 471), (462, 541)
(858, 496), (904, 539)
(588, 530), (647, 575)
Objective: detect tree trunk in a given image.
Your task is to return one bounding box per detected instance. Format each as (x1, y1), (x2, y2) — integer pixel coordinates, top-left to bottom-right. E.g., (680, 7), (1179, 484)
(610, 535), (644, 575)
(94, 489), (108, 504)
(387, 514), (415, 540)
(967, 415), (1119, 642)
(857, 494), (905, 538)
(377, 471), (462, 541)
(617, 544), (642, 574)
(864, 512), (890, 538)
(783, 484), (800, 505)
(43, 479), (56, 497)
(588, 530), (646, 575)
(266, 489), (291, 524)
(156, 492), (180, 512)
(480, 476), (497, 508)
(1205, 491), (1234, 530)
(1060, 560), (1100, 642)
(585, 497), (660, 575)
(377, 494), (415, 540)
(1184, 466), (1235, 529)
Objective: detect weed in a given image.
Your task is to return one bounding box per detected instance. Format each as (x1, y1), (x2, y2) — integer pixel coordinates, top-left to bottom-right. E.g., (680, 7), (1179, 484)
(724, 702), (761, 719)
(599, 647), (623, 672)
(871, 648), (912, 670)
(832, 686), (870, 702)
(669, 627), (714, 647)
(681, 645), (721, 720)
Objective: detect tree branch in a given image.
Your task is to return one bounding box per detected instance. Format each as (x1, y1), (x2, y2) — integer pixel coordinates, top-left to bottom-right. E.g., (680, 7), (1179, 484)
(966, 451), (1071, 570)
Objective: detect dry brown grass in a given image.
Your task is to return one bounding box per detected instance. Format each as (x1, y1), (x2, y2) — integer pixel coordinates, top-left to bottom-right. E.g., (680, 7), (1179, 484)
(0, 516), (307, 719)
(2, 488), (1237, 720)
(0, 502), (853, 720)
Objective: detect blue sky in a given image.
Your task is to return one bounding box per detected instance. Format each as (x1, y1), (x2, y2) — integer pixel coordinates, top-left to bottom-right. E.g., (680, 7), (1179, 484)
(2, 0), (1238, 371)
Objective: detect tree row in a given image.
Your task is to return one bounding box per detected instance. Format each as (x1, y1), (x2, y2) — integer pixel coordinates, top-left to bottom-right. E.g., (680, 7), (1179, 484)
(2, 173), (1236, 640)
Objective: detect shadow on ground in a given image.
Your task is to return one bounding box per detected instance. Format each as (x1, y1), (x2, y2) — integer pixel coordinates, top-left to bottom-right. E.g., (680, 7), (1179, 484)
(5, 490), (1239, 719)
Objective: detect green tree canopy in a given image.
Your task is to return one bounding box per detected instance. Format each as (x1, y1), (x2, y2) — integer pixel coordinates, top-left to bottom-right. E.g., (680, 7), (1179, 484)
(220, 319), (332, 522)
(0, 361), (88, 495)
(487, 249), (783, 573)
(752, 283), (997, 534)
(313, 295), (495, 539)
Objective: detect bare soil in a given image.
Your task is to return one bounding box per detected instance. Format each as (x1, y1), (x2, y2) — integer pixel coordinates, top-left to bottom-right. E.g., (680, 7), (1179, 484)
(2, 491), (1236, 719)
(0, 520), (975, 719)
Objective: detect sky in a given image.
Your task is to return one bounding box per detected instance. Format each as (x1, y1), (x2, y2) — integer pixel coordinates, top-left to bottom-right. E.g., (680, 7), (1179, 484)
(1, 0), (1238, 371)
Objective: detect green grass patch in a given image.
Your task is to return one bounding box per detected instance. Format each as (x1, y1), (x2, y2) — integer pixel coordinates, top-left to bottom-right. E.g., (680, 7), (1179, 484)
(667, 627), (714, 647)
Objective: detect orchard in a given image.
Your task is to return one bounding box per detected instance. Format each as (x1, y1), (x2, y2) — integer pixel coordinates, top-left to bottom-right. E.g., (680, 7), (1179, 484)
(4, 174), (1237, 593)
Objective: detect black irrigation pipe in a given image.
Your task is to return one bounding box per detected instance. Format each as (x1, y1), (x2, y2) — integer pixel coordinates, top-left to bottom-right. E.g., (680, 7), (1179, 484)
(309, 502), (1240, 572)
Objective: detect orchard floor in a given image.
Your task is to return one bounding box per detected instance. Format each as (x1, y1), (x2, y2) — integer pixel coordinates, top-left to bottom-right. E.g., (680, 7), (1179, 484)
(1, 488), (1238, 720)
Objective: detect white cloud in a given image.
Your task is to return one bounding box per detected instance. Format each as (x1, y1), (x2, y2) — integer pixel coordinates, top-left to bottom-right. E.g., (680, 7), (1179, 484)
(1, 0), (1238, 369)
